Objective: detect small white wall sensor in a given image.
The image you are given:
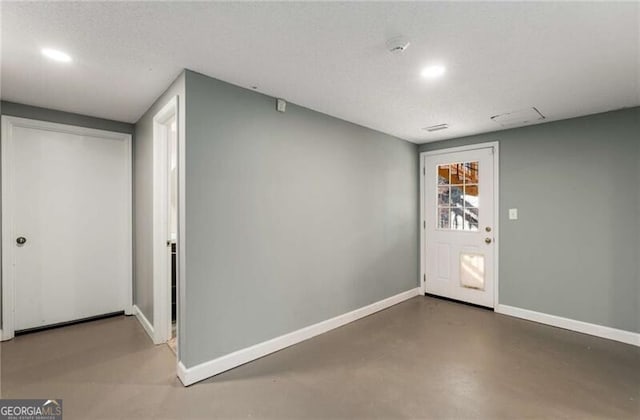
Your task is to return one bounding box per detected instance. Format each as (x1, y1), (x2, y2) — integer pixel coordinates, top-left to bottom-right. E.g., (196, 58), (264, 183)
(276, 98), (286, 113)
(509, 208), (518, 220)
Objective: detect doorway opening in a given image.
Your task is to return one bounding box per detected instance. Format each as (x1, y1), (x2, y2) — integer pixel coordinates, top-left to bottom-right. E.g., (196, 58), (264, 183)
(167, 113), (178, 353)
(151, 96), (179, 354)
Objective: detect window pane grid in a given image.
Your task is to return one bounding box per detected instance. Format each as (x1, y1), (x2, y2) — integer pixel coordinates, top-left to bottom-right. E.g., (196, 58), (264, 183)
(436, 161), (479, 231)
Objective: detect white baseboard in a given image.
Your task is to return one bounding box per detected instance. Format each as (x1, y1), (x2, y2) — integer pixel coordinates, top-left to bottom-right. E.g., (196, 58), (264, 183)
(495, 304), (640, 347)
(177, 287), (421, 386)
(133, 304), (155, 343)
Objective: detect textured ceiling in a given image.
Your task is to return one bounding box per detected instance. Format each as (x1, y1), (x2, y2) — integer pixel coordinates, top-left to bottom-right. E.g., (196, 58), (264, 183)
(1, 1), (638, 143)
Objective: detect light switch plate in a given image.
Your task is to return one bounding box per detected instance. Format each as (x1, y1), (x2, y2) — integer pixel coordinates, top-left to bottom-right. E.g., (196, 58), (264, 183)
(509, 208), (518, 220)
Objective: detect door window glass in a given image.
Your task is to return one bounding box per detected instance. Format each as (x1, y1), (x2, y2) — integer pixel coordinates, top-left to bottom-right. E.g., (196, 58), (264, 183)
(437, 162), (479, 231)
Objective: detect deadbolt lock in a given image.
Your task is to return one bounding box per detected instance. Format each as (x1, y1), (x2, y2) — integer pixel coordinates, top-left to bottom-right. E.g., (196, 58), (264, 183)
(485, 237), (492, 244)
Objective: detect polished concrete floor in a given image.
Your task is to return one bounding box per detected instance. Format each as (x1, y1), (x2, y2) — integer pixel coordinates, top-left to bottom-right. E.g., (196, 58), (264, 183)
(1, 296), (639, 419)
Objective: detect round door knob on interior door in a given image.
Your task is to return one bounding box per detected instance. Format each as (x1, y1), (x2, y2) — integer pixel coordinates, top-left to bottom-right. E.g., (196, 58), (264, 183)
(485, 237), (492, 244)
(16, 236), (27, 245)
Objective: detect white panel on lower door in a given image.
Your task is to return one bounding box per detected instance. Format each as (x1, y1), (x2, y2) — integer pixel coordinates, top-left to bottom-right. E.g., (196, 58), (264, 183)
(437, 243), (450, 279)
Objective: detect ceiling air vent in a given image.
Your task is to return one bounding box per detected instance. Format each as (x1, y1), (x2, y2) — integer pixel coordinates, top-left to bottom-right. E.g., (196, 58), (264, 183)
(491, 107), (545, 127)
(423, 123), (449, 132)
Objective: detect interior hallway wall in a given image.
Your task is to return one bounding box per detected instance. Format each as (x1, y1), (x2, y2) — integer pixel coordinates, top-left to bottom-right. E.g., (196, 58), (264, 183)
(182, 70), (419, 367)
(1, 101), (134, 134)
(419, 107), (640, 333)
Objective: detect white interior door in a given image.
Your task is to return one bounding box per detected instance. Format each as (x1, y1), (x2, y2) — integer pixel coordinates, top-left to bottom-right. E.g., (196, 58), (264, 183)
(2, 117), (132, 336)
(423, 145), (496, 308)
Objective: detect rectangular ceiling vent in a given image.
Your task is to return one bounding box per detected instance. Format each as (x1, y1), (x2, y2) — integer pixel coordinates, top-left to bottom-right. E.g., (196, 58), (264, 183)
(423, 123), (449, 132)
(490, 107), (545, 127)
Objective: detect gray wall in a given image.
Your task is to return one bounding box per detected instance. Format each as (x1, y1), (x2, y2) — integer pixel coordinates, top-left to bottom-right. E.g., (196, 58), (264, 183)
(133, 72), (186, 325)
(1, 101), (134, 134)
(0, 101), (134, 324)
(182, 70), (418, 367)
(419, 107), (640, 333)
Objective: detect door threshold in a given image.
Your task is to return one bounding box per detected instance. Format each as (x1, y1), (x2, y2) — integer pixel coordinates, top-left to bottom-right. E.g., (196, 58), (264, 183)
(167, 337), (177, 355)
(15, 311), (125, 336)
(423, 293), (493, 311)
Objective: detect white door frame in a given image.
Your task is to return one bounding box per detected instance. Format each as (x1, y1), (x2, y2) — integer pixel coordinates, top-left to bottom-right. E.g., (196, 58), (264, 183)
(151, 96), (178, 345)
(0, 116), (133, 341)
(419, 141), (500, 308)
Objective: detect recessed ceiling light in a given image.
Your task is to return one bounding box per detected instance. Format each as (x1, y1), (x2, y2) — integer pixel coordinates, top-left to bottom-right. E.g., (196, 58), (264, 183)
(421, 65), (446, 79)
(41, 48), (72, 63)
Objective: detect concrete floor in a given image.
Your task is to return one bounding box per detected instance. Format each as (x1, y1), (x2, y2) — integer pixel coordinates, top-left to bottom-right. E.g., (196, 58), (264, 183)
(1, 296), (639, 419)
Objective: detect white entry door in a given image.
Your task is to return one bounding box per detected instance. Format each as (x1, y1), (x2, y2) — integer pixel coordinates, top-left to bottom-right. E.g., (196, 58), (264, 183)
(422, 144), (497, 308)
(1, 117), (132, 337)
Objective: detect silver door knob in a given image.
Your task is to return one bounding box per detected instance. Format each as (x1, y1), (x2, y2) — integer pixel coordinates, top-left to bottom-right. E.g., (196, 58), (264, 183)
(485, 237), (492, 244)
(16, 236), (27, 245)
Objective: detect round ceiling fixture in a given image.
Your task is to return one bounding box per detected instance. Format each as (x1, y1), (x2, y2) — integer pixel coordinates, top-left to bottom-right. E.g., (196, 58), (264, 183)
(386, 36), (410, 54)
